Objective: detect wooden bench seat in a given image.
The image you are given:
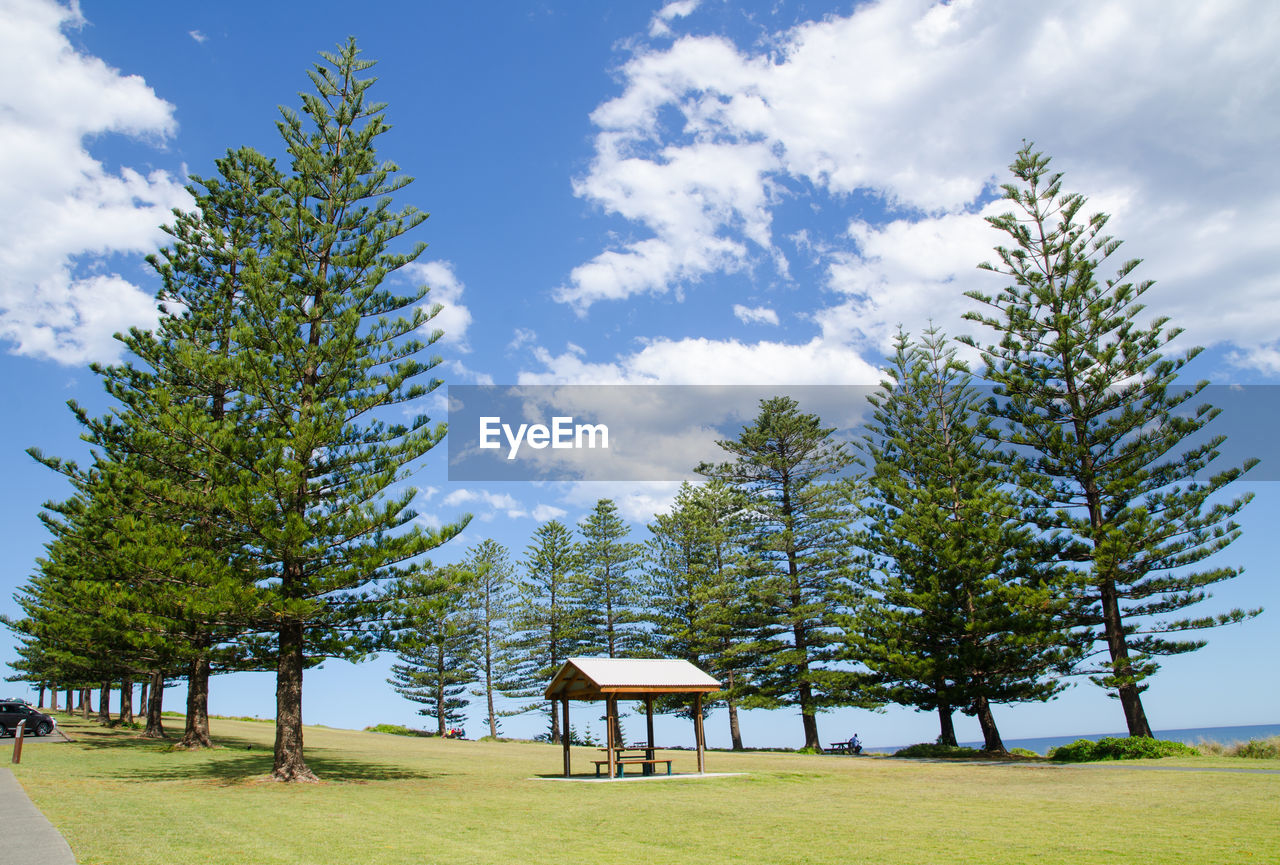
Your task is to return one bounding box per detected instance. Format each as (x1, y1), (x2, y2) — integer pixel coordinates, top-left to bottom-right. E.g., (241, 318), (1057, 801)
(591, 757), (673, 776)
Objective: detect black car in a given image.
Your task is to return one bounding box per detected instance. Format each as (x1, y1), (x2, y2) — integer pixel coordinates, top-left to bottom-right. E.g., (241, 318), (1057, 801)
(0, 701), (55, 737)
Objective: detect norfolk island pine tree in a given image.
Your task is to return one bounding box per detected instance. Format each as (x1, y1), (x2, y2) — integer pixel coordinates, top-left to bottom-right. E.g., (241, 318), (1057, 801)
(644, 479), (755, 750)
(847, 327), (1085, 752)
(960, 144), (1260, 737)
(503, 520), (587, 745)
(698, 397), (874, 751)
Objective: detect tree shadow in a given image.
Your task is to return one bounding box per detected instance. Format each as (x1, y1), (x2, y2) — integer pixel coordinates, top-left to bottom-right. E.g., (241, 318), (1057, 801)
(73, 730), (443, 784)
(105, 748), (441, 784)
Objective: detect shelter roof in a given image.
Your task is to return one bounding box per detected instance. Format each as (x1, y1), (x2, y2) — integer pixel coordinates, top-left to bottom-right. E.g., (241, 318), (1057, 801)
(544, 657), (721, 701)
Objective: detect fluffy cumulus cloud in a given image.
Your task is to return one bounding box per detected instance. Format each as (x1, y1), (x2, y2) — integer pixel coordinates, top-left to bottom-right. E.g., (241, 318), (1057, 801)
(649, 0), (700, 39)
(733, 304), (779, 326)
(441, 488), (566, 522)
(519, 334), (881, 386)
(560, 0), (1280, 372)
(403, 260), (473, 349)
(0, 0), (191, 365)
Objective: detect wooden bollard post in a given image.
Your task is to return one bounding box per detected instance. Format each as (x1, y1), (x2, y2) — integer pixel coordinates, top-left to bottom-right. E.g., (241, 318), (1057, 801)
(12, 721), (25, 764)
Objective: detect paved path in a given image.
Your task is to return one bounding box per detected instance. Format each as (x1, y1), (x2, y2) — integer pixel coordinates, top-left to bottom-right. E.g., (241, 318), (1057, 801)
(0, 768), (77, 864)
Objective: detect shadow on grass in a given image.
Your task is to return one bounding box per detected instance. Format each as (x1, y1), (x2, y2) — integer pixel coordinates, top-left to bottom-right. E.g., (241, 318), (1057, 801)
(67, 726), (442, 784)
(104, 748), (441, 784)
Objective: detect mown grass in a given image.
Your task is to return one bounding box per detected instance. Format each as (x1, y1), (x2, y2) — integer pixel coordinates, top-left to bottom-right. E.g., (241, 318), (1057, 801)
(11, 713), (1279, 865)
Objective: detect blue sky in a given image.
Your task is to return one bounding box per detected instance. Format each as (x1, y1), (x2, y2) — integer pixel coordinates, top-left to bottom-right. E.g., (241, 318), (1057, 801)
(1, 0), (1277, 749)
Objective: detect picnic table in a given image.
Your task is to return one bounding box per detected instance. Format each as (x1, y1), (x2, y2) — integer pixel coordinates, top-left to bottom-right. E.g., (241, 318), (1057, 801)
(827, 741), (861, 755)
(592, 745), (673, 776)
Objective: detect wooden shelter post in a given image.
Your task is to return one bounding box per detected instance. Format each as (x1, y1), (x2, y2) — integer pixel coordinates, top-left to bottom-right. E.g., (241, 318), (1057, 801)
(694, 692), (706, 774)
(606, 696), (618, 778)
(561, 697), (571, 777)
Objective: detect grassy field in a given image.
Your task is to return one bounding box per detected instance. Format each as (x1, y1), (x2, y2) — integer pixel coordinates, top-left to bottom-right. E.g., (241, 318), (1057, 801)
(10, 713), (1279, 865)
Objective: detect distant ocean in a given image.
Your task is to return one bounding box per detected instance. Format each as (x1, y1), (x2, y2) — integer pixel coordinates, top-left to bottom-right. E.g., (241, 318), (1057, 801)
(864, 723), (1280, 756)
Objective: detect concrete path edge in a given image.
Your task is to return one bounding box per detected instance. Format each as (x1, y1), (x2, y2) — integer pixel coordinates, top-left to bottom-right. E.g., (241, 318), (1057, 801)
(0, 767), (76, 864)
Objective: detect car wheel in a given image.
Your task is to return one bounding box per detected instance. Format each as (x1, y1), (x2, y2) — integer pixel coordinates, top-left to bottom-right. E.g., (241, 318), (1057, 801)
(35, 721), (52, 737)
(0, 723), (8, 738)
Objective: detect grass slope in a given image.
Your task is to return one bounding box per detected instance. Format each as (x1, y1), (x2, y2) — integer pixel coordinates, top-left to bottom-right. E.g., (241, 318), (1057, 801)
(10, 714), (1279, 865)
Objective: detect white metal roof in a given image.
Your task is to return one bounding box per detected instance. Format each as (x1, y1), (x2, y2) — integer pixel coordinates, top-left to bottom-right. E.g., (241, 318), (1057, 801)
(544, 657), (721, 699)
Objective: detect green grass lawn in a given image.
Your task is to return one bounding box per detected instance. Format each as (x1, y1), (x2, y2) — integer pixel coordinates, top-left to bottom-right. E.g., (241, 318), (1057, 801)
(11, 713), (1279, 865)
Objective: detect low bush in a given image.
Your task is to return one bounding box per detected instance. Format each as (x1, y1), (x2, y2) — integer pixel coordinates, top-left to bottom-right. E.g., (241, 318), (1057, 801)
(1009, 747), (1040, 758)
(363, 723), (432, 737)
(1049, 736), (1199, 762)
(892, 743), (983, 759)
(1229, 736), (1280, 759)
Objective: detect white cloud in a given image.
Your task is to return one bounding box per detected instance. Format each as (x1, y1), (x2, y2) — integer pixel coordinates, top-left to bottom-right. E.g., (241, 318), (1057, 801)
(404, 260), (473, 349)
(531, 503), (568, 522)
(188, 29), (206, 43)
(650, 0), (700, 38)
(520, 334), (880, 386)
(733, 304), (779, 326)
(441, 487), (569, 522)
(558, 481), (683, 524)
(507, 327), (537, 352)
(0, 0), (191, 365)
(560, 0), (1280, 369)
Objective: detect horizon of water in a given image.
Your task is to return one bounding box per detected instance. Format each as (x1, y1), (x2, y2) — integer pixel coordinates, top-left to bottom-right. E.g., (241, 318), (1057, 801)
(863, 722), (1280, 756)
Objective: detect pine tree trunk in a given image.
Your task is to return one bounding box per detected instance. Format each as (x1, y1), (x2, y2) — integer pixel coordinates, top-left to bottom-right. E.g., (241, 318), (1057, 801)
(801, 709), (820, 751)
(273, 620), (317, 782)
(436, 659), (447, 737)
(179, 653), (212, 749)
(611, 713), (624, 748)
(550, 702), (561, 745)
(1099, 578), (1154, 737)
(50, 687), (58, 712)
(486, 677), (497, 740)
(97, 682), (111, 725)
(138, 680), (149, 719)
(65, 688), (73, 711)
(973, 695), (1005, 753)
(142, 671), (167, 738)
(727, 696), (744, 751)
(80, 687), (92, 719)
(937, 701), (957, 747)
(119, 677), (132, 724)
(38, 684), (45, 709)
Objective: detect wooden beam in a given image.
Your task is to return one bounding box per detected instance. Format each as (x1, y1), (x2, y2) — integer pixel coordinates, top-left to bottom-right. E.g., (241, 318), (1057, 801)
(645, 696), (655, 773)
(694, 692), (705, 774)
(606, 696), (617, 779)
(562, 698), (571, 777)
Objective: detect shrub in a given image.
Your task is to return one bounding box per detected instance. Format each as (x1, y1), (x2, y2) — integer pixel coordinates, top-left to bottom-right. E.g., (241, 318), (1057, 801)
(1009, 747), (1040, 758)
(1230, 736), (1280, 759)
(1049, 736), (1199, 762)
(892, 743), (983, 759)
(364, 724), (431, 737)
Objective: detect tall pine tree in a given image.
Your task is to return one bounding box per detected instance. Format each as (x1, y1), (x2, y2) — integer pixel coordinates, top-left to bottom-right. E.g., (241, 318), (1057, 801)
(505, 520), (585, 744)
(461, 539), (518, 739)
(645, 479), (754, 749)
(577, 499), (644, 659)
(698, 397), (864, 751)
(389, 565), (480, 736)
(222, 41), (465, 779)
(848, 328), (1083, 752)
(961, 144), (1259, 737)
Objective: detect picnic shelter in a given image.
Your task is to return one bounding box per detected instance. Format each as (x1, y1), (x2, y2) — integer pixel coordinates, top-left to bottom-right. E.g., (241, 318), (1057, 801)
(544, 657), (721, 778)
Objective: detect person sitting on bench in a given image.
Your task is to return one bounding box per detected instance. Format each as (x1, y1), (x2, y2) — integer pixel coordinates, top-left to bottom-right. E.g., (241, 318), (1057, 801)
(848, 733), (862, 755)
